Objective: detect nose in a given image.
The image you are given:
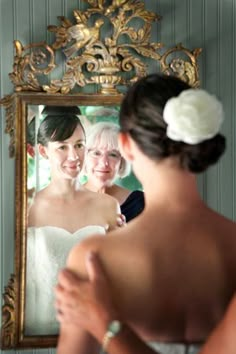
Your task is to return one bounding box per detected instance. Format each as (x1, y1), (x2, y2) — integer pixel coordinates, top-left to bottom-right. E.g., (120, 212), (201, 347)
(67, 147), (79, 161)
(99, 153), (109, 166)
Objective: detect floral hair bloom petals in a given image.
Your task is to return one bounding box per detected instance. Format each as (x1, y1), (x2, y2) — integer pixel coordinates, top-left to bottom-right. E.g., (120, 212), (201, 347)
(163, 89), (224, 144)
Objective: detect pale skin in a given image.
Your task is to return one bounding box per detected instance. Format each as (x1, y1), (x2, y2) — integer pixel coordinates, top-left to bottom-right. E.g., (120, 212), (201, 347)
(199, 295), (236, 354)
(55, 252), (160, 354)
(56, 253), (236, 354)
(84, 146), (131, 205)
(56, 132), (236, 354)
(28, 125), (121, 233)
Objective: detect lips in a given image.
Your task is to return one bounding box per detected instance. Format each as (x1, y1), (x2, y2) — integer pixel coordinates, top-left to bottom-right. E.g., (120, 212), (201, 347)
(95, 170), (110, 173)
(64, 164), (79, 170)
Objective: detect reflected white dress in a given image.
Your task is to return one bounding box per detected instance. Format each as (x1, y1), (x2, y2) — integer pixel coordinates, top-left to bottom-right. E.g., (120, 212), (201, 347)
(147, 341), (202, 354)
(25, 225), (106, 336)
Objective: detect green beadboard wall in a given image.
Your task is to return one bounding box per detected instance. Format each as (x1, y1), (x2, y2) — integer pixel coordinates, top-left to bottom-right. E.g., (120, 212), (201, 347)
(0, 0), (235, 353)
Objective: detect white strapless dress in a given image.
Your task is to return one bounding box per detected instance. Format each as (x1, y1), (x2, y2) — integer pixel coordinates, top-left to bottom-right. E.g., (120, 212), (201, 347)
(148, 341), (202, 354)
(25, 225), (106, 336)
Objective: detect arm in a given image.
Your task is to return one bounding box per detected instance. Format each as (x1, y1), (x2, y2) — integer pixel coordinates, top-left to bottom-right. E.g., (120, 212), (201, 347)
(55, 251), (160, 354)
(199, 295), (236, 354)
(56, 247), (102, 354)
(57, 327), (99, 354)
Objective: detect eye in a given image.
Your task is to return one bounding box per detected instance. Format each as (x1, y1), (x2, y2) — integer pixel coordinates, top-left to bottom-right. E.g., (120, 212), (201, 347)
(58, 145), (67, 150)
(75, 142), (85, 149)
(108, 151), (120, 159)
(94, 150), (101, 156)
(90, 150), (102, 157)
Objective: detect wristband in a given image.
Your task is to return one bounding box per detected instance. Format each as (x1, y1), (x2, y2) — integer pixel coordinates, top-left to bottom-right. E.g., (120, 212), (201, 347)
(100, 320), (122, 353)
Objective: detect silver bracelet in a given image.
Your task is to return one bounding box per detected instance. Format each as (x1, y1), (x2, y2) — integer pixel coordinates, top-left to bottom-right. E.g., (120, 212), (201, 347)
(100, 320), (123, 354)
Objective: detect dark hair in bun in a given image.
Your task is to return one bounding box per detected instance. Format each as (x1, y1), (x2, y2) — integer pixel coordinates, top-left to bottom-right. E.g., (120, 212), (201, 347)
(119, 73), (226, 173)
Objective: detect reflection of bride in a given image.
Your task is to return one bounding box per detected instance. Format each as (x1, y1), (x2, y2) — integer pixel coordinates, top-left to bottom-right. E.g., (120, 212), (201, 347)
(25, 113), (121, 335)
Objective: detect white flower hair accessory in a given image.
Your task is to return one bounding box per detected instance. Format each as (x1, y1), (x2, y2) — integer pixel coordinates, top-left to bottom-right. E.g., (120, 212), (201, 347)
(163, 89), (224, 144)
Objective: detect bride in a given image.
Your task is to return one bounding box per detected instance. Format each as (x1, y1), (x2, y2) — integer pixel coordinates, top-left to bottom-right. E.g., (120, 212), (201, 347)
(55, 74), (236, 354)
(25, 112), (121, 335)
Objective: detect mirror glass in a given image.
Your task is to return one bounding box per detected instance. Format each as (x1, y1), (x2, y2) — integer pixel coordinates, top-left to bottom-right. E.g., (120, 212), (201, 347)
(27, 104), (125, 199)
(23, 99), (142, 341)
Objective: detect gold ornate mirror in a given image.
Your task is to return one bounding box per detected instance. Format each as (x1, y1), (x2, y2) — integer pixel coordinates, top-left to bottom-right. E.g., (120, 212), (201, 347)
(0, 0), (201, 349)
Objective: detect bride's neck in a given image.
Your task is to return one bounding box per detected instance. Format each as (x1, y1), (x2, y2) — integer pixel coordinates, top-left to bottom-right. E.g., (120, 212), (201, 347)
(48, 178), (79, 198)
(138, 158), (202, 208)
(84, 180), (113, 194)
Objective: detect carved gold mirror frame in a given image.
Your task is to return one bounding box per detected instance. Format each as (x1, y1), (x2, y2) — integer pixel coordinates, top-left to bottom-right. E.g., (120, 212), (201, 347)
(0, 0), (202, 349)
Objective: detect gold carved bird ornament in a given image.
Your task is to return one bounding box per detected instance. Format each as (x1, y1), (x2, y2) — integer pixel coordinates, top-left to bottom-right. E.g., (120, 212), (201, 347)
(63, 18), (104, 57)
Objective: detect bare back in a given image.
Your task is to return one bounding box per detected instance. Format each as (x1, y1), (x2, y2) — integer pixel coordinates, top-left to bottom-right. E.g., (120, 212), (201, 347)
(67, 202), (236, 343)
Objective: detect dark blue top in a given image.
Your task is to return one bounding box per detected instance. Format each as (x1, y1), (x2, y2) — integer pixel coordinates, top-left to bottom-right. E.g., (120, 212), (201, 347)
(120, 190), (145, 223)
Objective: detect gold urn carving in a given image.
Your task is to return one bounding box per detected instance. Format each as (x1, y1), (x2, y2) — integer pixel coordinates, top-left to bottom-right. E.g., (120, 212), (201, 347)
(6, 0), (201, 95)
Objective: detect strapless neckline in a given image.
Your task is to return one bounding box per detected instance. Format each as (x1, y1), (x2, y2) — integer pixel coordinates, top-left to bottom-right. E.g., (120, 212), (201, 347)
(27, 224), (107, 236)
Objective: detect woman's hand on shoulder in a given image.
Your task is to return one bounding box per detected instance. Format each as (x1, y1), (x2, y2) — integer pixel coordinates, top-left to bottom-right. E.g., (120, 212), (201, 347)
(117, 213), (126, 228)
(55, 251), (119, 342)
(64, 234), (104, 280)
(105, 195), (123, 231)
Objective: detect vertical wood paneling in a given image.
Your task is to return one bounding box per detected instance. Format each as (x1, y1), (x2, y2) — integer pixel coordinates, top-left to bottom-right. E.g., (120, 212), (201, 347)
(31, 0), (48, 43)
(0, 1), (236, 353)
(15, 0), (31, 43)
(218, 0), (234, 218)
(0, 0), (16, 335)
(205, 0), (221, 212)
(198, 0), (208, 199)
(233, 0), (236, 221)
(175, 0), (188, 45)
(157, 0), (176, 47)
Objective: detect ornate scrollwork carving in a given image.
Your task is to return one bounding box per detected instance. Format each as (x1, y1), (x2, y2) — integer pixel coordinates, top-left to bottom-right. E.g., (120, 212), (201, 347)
(1, 274), (16, 349)
(6, 0), (201, 95)
(9, 41), (56, 92)
(0, 94), (16, 157)
(160, 43), (202, 88)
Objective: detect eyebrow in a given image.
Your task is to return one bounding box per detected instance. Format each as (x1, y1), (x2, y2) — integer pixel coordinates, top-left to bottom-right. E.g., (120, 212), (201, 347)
(89, 147), (119, 151)
(56, 138), (85, 144)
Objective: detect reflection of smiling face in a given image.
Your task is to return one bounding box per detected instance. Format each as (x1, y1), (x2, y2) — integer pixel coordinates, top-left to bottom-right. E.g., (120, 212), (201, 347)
(41, 125), (86, 180)
(86, 147), (121, 185)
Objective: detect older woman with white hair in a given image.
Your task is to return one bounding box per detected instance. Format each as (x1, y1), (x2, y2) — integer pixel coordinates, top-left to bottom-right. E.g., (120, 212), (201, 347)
(82, 121), (144, 222)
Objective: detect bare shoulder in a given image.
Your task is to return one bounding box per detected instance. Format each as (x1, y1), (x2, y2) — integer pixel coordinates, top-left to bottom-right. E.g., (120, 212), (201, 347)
(196, 203), (235, 229)
(209, 208), (236, 234)
(87, 189), (118, 205)
(66, 233), (108, 280)
(80, 188), (120, 214)
(66, 225), (130, 282)
(30, 187), (50, 204)
(100, 192), (120, 211)
(27, 187), (51, 225)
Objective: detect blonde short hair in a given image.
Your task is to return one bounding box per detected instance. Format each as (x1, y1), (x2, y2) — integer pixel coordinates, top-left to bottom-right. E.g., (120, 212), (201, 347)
(85, 121), (131, 178)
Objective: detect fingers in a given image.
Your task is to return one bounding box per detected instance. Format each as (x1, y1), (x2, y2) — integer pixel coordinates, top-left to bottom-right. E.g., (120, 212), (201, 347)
(121, 213), (126, 224)
(57, 252), (107, 287)
(85, 251), (106, 283)
(57, 268), (80, 289)
(55, 272), (81, 309)
(54, 283), (73, 306)
(117, 213), (126, 227)
(55, 300), (73, 323)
